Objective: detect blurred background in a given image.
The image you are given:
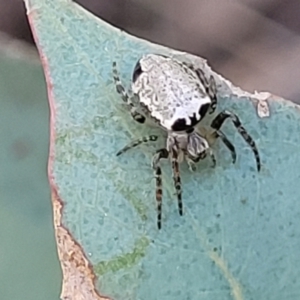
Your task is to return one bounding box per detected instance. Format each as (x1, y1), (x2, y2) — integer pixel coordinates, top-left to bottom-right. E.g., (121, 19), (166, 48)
(2, 0), (300, 102)
(1, 1), (300, 299)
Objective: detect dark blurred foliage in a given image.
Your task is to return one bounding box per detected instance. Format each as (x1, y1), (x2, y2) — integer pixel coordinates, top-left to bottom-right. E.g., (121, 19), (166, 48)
(2, 0), (300, 102)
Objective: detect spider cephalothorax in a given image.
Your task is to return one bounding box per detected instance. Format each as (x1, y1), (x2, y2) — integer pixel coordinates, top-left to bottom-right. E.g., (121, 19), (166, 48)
(113, 54), (261, 229)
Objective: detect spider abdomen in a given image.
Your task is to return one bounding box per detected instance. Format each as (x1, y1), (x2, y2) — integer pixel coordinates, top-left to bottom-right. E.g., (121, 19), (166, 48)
(132, 54), (212, 132)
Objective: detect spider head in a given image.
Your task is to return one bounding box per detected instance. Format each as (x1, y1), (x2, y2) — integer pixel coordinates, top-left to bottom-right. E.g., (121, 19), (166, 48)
(167, 130), (210, 162)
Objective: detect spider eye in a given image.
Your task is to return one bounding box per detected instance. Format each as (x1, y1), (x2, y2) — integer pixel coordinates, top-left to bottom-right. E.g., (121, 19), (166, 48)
(132, 61), (143, 82)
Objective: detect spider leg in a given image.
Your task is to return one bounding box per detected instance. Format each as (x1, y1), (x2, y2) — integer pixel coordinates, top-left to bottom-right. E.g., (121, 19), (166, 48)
(211, 110), (261, 171)
(112, 62), (145, 124)
(116, 135), (158, 156)
(209, 149), (217, 167)
(152, 148), (169, 229)
(186, 156), (196, 172)
(210, 130), (237, 164)
(194, 69), (217, 114)
(171, 149), (183, 216)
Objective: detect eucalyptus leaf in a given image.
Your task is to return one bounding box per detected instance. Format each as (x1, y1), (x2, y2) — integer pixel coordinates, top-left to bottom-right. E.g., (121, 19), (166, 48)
(0, 46), (61, 299)
(26, 0), (300, 299)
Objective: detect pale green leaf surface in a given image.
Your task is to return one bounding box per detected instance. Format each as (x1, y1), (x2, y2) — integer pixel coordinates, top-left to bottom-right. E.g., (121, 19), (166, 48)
(0, 48), (61, 299)
(27, 1), (300, 299)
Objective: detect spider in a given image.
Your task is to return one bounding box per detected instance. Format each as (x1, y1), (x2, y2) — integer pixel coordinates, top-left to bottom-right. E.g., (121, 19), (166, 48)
(112, 54), (261, 229)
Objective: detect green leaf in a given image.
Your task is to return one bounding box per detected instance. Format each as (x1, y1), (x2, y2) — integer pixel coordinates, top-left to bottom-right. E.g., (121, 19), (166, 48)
(0, 43), (61, 299)
(26, 1), (300, 299)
